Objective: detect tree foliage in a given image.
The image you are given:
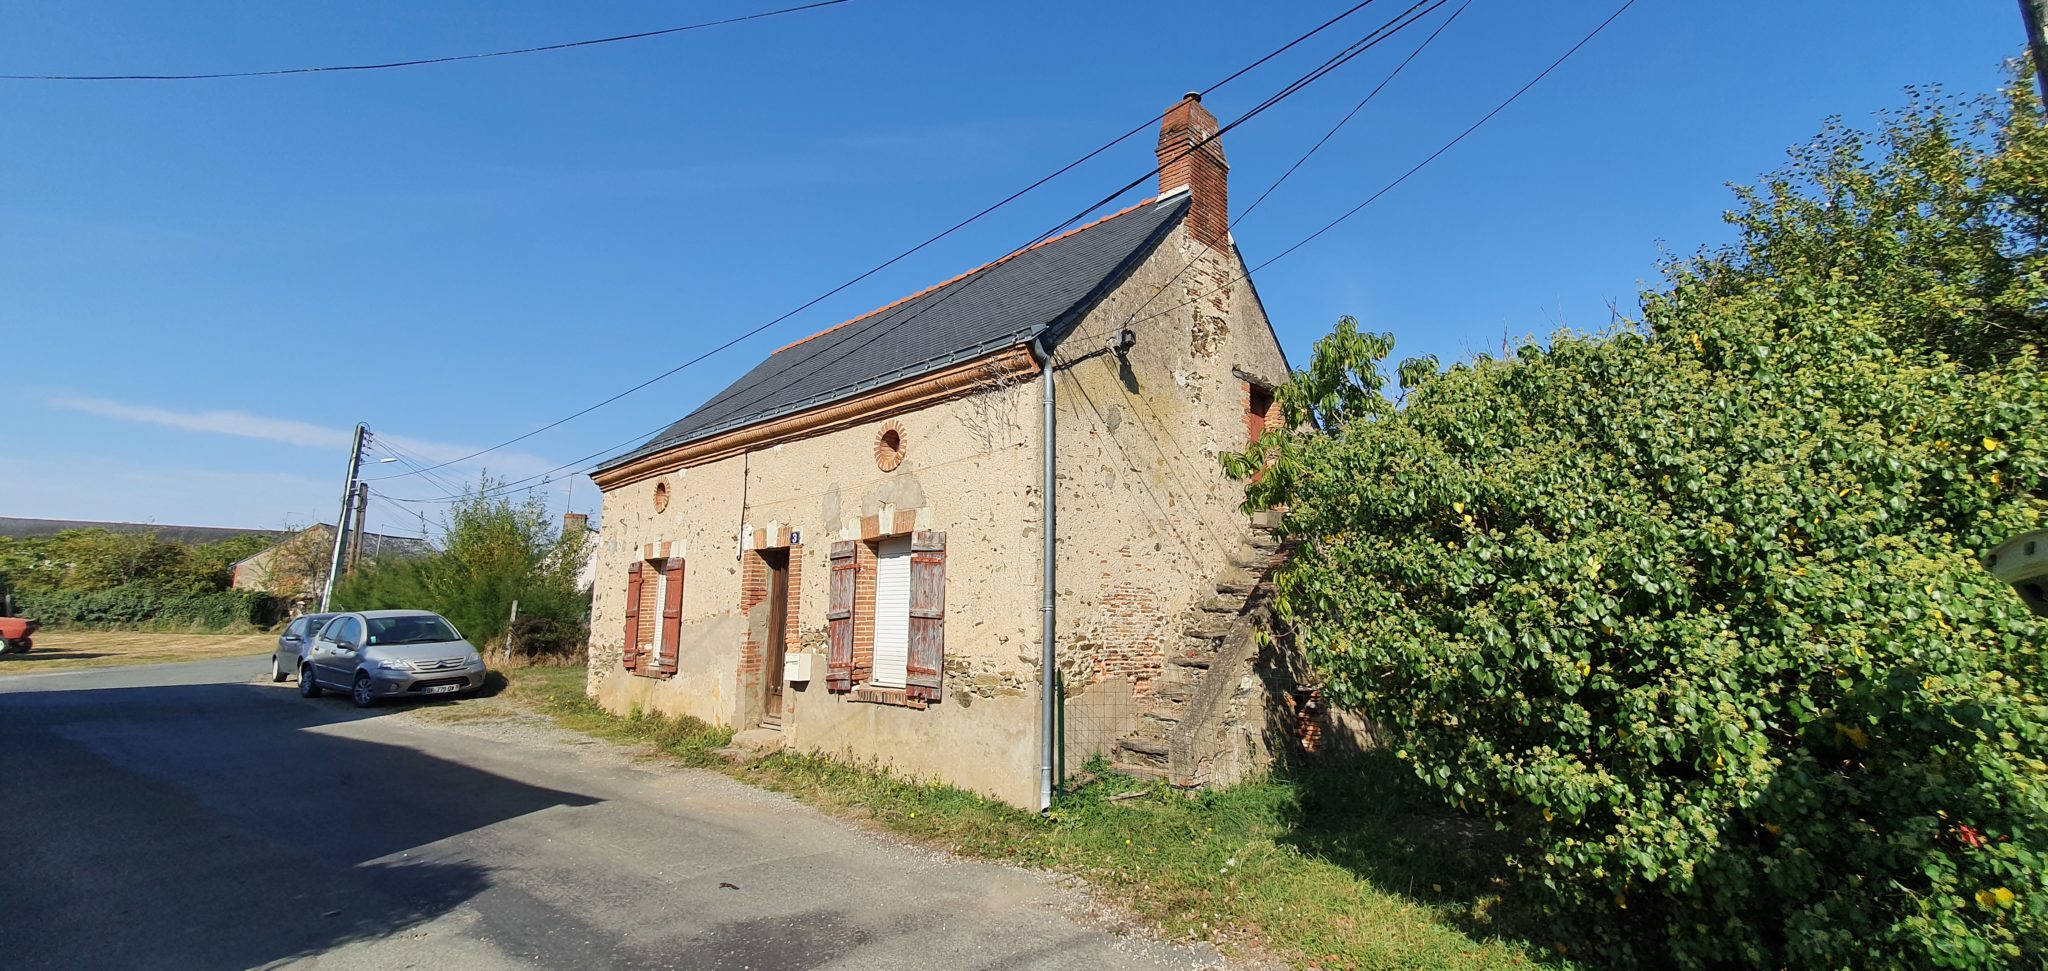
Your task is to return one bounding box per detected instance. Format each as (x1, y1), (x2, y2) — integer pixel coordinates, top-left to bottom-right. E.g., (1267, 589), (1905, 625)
(335, 478), (590, 654)
(0, 530), (276, 598)
(16, 585), (283, 631)
(1231, 83), (2048, 967)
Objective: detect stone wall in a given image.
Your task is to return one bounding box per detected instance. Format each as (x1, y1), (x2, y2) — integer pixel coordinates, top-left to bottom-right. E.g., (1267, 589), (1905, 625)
(1049, 217), (1292, 764)
(586, 209), (1292, 807)
(588, 372), (1047, 806)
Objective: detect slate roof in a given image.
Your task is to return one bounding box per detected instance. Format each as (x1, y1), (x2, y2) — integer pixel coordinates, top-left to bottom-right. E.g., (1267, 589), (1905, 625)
(597, 193), (1190, 472)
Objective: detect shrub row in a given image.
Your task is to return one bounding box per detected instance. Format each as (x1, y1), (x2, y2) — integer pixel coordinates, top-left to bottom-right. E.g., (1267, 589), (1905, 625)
(17, 584), (284, 632)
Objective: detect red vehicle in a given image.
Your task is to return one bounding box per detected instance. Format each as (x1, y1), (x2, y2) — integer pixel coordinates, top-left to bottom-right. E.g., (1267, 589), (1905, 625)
(0, 605), (38, 655)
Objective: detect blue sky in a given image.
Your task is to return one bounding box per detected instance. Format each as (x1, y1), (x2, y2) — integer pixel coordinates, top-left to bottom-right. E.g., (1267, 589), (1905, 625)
(0, 0), (2018, 537)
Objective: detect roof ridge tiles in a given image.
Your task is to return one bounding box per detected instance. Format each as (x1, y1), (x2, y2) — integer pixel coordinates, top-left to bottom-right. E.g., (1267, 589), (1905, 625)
(771, 195), (1162, 356)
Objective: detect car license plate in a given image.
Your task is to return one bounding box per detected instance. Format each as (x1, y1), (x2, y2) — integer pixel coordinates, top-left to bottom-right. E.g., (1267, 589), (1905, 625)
(422, 684), (463, 695)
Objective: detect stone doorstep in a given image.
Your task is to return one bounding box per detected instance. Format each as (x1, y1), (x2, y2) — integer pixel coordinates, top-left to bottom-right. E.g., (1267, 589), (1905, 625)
(712, 727), (787, 764)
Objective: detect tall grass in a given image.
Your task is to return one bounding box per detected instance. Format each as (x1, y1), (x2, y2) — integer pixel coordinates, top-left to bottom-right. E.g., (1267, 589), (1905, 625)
(504, 667), (1560, 970)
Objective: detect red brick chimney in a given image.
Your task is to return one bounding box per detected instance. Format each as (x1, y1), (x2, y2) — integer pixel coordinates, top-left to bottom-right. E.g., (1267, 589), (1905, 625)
(1157, 91), (1229, 251)
(563, 512), (589, 533)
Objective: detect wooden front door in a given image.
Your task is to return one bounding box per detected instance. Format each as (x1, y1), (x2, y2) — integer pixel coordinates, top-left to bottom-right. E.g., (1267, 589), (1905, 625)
(762, 548), (790, 722)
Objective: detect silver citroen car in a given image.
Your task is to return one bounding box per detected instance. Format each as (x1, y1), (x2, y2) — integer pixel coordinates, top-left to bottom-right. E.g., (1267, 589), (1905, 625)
(298, 609), (487, 708)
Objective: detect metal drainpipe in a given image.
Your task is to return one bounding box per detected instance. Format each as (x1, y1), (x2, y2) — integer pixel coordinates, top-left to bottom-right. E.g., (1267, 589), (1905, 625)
(1031, 338), (1057, 813)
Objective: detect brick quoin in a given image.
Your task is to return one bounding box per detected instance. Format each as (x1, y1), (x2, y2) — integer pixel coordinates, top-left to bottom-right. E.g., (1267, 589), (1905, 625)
(739, 554), (766, 677)
(737, 542), (804, 681)
(782, 545), (803, 663)
(1157, 92), (1229, 252)
(636, 558), (661, 656)
(852, 540), (877, 683)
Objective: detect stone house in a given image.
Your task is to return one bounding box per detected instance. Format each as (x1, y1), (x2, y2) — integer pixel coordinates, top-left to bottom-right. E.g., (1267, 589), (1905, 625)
(231, 523), (431, 605)
(587, 94), (1293, 809)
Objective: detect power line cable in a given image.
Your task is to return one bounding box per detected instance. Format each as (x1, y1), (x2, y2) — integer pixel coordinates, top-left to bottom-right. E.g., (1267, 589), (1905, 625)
(2, 1), (857, 81)
(654, 0), (1446, 445)
(1119, 0), (1640, 335)
(1099, 0), (1472, 341)
(382, 0), (1448, 508)
(363, 0), (1397, 485)
(1042, 0), (1630, 567)
(1017, 0), (1471, 560)
(370, 437), (469, 497)
(379, 418), (680, 504)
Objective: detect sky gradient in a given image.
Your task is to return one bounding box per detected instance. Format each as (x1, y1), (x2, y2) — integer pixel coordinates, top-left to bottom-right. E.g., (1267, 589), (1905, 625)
(0, 1), (2021, 538)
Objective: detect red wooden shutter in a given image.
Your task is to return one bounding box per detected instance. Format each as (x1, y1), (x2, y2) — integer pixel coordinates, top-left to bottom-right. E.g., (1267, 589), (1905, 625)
(622, 562), (644, 672)
(659, 560), (684, 676)
(906, 531), (946, 702)
(826, 541), (856, 692)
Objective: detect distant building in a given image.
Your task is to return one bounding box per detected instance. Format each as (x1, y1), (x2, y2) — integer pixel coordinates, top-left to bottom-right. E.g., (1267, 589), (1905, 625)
(561, 512), (599, 591)
(231, 524), (433, 604)
(1989, 528), (2048, 616)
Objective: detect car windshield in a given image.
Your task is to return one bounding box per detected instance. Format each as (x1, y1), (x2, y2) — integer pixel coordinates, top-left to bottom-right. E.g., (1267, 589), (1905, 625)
(366, 615), (461, 646)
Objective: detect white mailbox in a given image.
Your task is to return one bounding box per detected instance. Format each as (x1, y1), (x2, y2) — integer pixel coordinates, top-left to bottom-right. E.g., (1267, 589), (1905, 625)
(784, 652), (813, 683)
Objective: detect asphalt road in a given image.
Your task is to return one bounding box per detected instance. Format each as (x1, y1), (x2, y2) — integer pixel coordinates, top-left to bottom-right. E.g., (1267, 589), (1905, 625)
(0, 656), (1218, 971)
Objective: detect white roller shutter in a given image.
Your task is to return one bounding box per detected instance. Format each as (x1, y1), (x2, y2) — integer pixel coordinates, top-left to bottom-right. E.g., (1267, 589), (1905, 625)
(872, 536), (912, 688)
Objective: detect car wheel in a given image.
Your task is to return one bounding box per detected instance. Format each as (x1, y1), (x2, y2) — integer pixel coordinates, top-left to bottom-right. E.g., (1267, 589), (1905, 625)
(271, 655), (289, 683)
(351, 673), (377, 709)
(16, 637), (28, 653)
(0, 638), (13, 656)
(299, 665), (322, 698)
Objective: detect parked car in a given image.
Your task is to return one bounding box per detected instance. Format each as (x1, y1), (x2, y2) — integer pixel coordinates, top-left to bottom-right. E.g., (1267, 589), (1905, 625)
(297, 610), (487, 708)
(271, 612), (337, 683)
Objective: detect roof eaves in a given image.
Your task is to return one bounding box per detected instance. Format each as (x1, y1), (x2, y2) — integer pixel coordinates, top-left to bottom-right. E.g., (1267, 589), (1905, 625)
(670, 332), (1040, 446)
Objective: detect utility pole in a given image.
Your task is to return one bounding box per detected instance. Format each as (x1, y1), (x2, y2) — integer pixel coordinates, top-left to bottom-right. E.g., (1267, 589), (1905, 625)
(320, 423), (368, 611)
(2022, 0), (2048, 106)
(347, 481), (370, 574)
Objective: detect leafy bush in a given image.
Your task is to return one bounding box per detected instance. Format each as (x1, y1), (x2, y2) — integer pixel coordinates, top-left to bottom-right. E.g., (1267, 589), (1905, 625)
(19, 584), (283, 631)
(1233, 85), (2048, 967)
(0, 529), (276, 598)
(336, 478), (589, 650)
(498, 616), (587, 665)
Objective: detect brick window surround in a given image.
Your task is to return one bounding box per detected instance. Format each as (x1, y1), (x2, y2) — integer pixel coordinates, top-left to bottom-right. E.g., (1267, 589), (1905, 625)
(739, 542), (803, 685)
(1244, 381), (1279, 445)
(827, 528), (945, 707)
(622, 558), (682, 680)
(1243, 380), (1281, 487)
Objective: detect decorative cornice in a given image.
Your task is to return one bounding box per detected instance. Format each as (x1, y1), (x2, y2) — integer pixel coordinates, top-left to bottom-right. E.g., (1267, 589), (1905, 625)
(591, 345), (1041, 490)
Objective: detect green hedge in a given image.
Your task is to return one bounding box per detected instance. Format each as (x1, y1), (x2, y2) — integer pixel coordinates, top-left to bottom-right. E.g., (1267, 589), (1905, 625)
(16, 584), (284, 632)
(1233, 84), (2048, 968)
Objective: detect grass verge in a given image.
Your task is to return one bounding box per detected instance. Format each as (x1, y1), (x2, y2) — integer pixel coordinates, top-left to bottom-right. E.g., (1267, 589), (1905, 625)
(499, 666), (1559, 970)
(0, 630), (273, 674)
